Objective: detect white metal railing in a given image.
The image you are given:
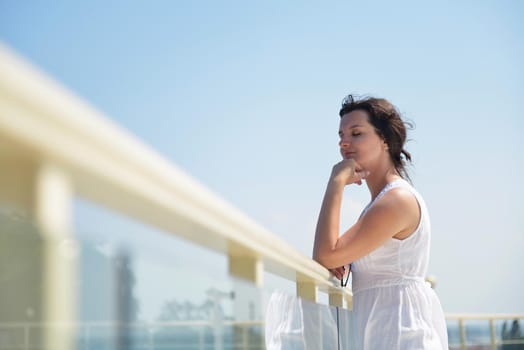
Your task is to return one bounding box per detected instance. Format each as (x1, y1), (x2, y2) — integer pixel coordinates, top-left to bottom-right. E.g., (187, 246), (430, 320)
(446, 314), (524, 350)
(0, 42), (350, 349)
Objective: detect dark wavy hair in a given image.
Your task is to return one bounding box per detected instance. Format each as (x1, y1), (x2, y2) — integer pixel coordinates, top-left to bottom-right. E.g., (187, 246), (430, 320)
(339, 94), (413, 181)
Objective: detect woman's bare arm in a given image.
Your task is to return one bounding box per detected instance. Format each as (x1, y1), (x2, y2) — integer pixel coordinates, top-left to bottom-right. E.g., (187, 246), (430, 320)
(313, 180), (345, 263)
(314, 188), (418, 269)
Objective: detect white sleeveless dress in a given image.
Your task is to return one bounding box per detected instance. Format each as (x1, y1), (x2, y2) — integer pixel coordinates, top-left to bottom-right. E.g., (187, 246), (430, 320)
(350, 179), (448, 349)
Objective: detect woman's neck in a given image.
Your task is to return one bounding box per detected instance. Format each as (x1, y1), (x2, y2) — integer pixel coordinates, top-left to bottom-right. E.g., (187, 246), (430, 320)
(365, 165), (402, 200)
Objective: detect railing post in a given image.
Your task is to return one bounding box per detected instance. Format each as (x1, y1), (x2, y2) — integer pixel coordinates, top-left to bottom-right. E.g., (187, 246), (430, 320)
(329, 292), (344, 308)
(458, 318), (466, 350)
(37, 163), (76, 350)
(229, 254), (263, 350)
(242, 325), (248, 350)
(228, 255), (263, 287)
(0, 159), (76, 350)
(296, 281), (317, 303)
(198, 326), (205, 350)
(489, 318), (496, 350)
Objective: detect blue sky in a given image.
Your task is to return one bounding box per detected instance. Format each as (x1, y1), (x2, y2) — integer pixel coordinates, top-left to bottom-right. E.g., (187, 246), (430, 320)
(1, 1), (523, 316)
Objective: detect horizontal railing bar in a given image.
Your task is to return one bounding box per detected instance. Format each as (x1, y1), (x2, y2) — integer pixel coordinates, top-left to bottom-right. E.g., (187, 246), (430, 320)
(0, 321), (265, 327)
(445, 314), (524, 320)
(0, 42), (348, 298)
(2, 313), (521, 328)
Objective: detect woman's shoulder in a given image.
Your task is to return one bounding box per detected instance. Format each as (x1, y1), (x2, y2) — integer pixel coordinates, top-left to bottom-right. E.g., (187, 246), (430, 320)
(377, 182), (422, 236)
(376, 184), (418, 210)
(373, 181), (420, 217)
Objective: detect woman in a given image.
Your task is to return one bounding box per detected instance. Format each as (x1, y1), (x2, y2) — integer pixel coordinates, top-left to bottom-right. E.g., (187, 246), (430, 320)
(313, 95), (448, 349)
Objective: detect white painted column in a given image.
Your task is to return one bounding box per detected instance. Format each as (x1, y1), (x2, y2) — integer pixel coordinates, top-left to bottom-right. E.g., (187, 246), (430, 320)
(36, 163), (77, 350)
(0, 157), (77, 350)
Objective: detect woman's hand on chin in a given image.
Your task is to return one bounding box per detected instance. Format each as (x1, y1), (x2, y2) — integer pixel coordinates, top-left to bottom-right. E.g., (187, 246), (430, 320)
(330, 159), (369, 186)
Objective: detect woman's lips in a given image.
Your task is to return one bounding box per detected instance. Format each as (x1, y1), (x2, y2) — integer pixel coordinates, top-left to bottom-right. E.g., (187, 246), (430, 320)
(344, 152), (356, 158)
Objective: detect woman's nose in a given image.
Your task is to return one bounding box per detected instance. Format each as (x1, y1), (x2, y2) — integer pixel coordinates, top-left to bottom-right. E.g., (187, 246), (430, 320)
(339, 138), (349, 148)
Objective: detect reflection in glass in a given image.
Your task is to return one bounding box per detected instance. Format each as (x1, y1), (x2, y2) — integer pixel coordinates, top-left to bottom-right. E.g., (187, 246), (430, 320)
(264, 290), (341, 349)
(0, 210), (45, 350)
(1, 202), (362, 349)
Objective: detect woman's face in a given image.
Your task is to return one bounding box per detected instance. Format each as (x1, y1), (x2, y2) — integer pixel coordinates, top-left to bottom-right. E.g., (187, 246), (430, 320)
(338, 110), (387, 169)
